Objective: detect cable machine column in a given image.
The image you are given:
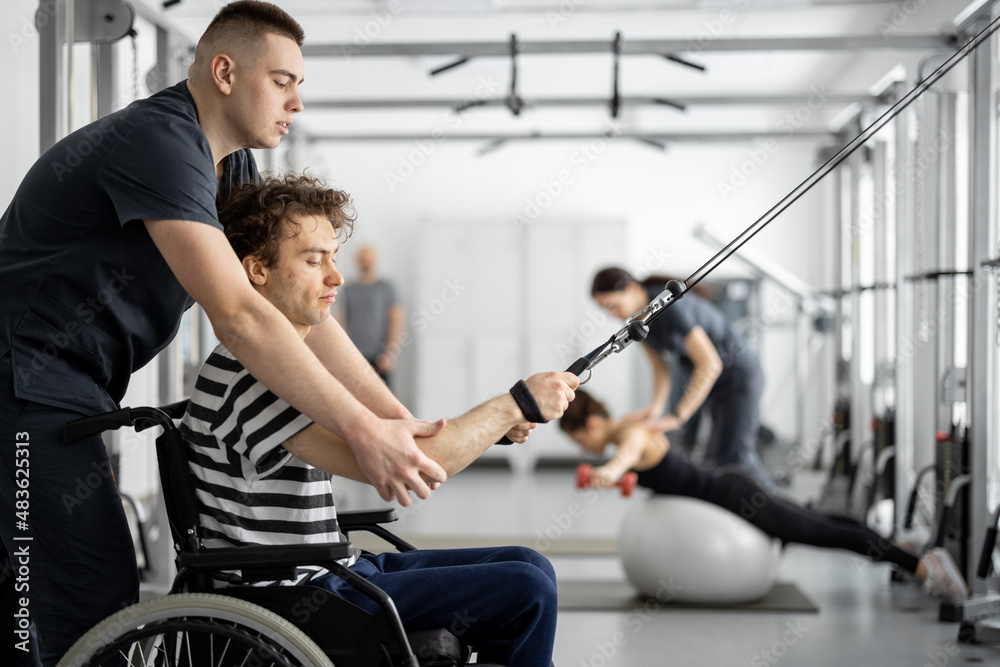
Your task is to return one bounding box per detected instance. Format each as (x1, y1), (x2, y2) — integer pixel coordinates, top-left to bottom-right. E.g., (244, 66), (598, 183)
(965, 11), (999, 600)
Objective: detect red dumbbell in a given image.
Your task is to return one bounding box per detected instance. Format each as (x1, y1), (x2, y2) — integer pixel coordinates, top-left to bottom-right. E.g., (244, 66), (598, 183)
(576, 463), (638, 497)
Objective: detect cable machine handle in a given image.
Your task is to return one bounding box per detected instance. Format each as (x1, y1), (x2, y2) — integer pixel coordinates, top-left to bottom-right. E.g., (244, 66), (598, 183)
(564, 279), (684, 379)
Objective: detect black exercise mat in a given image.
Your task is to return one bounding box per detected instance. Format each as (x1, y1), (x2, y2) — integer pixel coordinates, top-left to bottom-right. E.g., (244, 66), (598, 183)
(557, 580), (819, 613)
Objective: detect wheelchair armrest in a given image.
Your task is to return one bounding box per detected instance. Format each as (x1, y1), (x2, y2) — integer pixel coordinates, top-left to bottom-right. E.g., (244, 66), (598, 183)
(63, 408), (137, 442)
(177, 543), (353, 570)
(337, 509), (416, 552)
(159, 400), (190, 420)
(337, 508), (399, 528)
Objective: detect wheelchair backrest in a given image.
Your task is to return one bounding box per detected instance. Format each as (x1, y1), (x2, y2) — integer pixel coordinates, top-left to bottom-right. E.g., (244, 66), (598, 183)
(154, 425), (204, 555)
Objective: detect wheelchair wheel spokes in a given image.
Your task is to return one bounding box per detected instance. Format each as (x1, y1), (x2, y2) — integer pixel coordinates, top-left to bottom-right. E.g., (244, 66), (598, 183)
(89, 618), (296, 667)
(57, 594), (333, 667)
(90, 617), (292, 667)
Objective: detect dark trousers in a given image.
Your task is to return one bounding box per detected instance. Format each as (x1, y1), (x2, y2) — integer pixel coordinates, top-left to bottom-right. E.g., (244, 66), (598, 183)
(636, 450), (920, 572)
(312, 546), (558, 667)
(706, 361), (776, 493)
(0, 353), (139, 666)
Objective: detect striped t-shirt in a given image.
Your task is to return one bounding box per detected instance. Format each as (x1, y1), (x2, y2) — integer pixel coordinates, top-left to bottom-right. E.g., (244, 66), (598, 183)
(181, 344), (355, 584)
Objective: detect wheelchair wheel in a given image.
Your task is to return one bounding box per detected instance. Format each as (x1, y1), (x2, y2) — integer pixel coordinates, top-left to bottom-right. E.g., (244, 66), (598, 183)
(57, 593), (334, 667)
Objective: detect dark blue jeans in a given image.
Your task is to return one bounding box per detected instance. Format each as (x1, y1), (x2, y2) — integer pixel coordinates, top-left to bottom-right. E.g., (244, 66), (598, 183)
(312, 546), (557, 667)
(0, 353), (139, 666)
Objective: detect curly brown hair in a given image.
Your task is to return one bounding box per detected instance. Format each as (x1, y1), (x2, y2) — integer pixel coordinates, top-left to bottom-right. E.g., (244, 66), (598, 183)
(559, 389), (609, 434)
(220, 173), (355, 267)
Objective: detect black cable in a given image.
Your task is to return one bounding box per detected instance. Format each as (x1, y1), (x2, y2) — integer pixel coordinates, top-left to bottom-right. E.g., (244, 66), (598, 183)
(681, 14), (1000, 297)
(567, 13), (1000, 378)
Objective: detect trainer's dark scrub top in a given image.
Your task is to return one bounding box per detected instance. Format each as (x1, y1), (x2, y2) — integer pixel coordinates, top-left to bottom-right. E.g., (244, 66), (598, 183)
(641, 285), (760, 393)
(0, 80), (259, 416)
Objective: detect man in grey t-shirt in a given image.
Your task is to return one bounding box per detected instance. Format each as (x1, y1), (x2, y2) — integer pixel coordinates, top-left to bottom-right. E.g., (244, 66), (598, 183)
(338, 245), (404, 384)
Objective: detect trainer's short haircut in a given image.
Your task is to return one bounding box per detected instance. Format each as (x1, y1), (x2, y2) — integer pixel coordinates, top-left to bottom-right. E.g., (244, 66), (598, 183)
(192, 1), (304, 74)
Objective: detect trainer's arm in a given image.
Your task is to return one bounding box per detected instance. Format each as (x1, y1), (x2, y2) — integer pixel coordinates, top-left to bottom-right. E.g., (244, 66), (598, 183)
(144, 219), (446, 504)
(377, 303), (405, 372)
(305, 316), (413, 419)
(285, 372), (579, 481)
(673, 325), (723, 423)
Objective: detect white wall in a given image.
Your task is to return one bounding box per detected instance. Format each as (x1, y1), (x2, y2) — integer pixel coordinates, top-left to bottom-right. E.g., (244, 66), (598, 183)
(301, 131), (828, 441)
(1, 0), (42, 209)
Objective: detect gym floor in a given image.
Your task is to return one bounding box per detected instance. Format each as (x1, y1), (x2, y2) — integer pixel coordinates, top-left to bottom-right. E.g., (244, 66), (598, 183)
(337, 463), (998, 666)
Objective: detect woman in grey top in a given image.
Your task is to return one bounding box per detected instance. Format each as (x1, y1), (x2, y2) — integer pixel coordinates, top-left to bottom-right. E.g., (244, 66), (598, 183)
(590, 267), (775, 492)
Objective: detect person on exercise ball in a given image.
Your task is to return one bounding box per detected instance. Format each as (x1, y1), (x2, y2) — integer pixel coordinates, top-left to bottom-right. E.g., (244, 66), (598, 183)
(560, 388), (969, 603)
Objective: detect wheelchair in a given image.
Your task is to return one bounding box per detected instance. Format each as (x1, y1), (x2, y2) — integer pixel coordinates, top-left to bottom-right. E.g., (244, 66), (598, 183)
(56, 401), (499, 667)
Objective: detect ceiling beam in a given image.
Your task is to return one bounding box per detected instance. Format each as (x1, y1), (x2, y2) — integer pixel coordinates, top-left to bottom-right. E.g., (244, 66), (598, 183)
(303, 93), (882, 110)
(302, 34), (955, 58)
(305, 130), (835, 143)
(954, 0), (1000, 34)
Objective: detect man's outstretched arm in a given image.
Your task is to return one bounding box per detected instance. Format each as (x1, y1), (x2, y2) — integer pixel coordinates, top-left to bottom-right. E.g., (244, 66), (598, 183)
(144, 218), (446, 505)
(284, 372), (579, 483)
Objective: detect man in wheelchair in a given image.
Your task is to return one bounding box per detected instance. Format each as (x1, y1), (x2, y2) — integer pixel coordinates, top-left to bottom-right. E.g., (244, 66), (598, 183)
(181, 173), (579, 666)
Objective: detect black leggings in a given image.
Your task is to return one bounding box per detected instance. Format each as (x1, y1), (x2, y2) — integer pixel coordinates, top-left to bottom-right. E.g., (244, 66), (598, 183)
(635, 450), (920, 573)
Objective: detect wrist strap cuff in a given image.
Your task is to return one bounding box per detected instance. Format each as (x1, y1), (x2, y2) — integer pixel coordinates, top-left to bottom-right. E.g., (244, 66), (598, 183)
(510, 379), (548, 424)
(496, 379), (547, 445)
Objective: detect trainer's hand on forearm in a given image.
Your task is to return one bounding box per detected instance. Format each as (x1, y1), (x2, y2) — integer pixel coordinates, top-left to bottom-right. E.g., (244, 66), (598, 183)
(524, 372), (580, 422)
(649, 414), (683, 433)
(351, 418), (448, 506)
(625, 405), (659, 423)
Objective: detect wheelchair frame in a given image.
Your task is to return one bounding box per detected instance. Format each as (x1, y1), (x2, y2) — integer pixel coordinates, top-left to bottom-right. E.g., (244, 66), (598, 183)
(56, 402), (481, 667)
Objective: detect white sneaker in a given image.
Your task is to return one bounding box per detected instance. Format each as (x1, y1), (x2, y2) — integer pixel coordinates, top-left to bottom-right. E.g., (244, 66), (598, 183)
(895, 524), (932, 556)
(921, 547), (969, 602)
